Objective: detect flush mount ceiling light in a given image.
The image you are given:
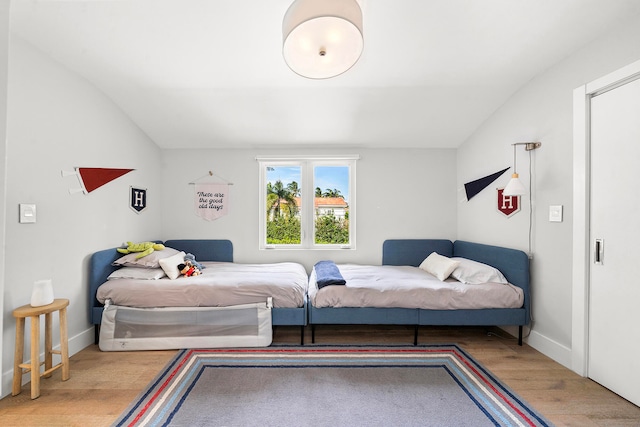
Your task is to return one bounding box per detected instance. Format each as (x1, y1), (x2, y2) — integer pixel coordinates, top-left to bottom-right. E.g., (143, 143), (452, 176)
(283, 0), (363, 79)
(503, 142), (542, 196)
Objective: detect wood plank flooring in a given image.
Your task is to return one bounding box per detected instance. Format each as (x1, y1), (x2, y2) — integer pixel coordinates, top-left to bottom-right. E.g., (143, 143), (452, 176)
(1, 325), (639, 426)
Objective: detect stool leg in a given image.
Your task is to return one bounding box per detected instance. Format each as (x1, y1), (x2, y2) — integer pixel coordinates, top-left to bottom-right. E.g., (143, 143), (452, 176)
(30, 315), (40, 399)
(12, 317), (25, 396)
(60, 307), (69, 381)
(44, 312), (53, 378)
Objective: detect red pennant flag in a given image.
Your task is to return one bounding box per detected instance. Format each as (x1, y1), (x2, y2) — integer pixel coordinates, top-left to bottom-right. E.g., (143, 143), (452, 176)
(77, 168), (134, 193)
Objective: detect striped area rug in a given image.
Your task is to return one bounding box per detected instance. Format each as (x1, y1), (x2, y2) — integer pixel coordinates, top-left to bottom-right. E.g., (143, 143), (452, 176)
(113, 345), (553, 427)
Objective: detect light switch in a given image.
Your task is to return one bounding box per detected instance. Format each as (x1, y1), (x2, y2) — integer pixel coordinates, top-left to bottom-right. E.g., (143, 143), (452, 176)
(19, 204), (36, 224)
(549, 205), (563, 222)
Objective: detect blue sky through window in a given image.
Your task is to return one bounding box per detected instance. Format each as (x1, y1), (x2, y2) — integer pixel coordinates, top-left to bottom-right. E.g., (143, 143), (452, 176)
(267, 165), (349, 202)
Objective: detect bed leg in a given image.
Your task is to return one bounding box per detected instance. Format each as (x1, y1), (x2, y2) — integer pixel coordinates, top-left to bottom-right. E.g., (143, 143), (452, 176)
(414, 325), (419, 346)
(300, 326), (305, 345)
(311, 325), (316, 344)
(94, 325), (100, 345)
(518, 326), (523, 346)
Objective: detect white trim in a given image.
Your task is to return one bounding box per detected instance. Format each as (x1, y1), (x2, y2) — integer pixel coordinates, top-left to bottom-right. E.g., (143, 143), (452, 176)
(256, 154), (360, 161)
(571, 84), (590, 376)
(572, 59), (640, 376)
(257, 156), (357, 250)
(586, 62), (640, 96)
(528, 330), (573, 370)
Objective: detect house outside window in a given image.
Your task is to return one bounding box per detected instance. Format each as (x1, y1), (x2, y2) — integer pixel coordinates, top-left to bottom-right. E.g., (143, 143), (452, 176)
(257, 155), (357, 249)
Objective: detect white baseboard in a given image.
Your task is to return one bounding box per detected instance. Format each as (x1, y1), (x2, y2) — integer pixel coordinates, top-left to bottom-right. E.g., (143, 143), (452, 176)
(497, 325), (573, 372)
(1, 327), (95, 399)
(526, 329), (573, 371)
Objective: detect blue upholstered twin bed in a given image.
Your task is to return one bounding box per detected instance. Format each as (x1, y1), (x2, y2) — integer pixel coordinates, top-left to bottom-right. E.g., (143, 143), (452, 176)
(89, 240), (308, 347)
(309, 239), (530, 345)
(89, 239), (530, 349)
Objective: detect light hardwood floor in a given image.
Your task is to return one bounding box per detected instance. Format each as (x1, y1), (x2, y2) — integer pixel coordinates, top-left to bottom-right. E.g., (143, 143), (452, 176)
(1, 325), (639, 426)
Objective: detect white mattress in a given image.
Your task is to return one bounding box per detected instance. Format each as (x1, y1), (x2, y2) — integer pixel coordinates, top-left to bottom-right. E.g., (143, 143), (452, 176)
(309, 264), (524, 310)
(97, 261), (308, 309)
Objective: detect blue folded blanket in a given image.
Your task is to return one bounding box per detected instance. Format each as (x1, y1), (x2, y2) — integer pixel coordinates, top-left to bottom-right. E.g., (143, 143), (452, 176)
(314, 260), (346, 289)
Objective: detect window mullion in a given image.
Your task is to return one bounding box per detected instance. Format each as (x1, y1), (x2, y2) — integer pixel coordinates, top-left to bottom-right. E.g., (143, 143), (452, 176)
(301, 161), (314, 248)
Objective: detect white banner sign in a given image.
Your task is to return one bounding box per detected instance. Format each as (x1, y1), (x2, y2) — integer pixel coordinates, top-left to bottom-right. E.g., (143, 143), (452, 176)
(194, 183), (229, 221)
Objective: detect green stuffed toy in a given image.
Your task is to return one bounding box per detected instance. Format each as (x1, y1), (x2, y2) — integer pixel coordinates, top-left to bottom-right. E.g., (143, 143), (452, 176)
(117, 241), (165, 259)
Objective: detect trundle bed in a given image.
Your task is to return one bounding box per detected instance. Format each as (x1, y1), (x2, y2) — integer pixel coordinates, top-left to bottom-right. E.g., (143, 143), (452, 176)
(89, 240), (308, 350)
(309, 239), (531, 345)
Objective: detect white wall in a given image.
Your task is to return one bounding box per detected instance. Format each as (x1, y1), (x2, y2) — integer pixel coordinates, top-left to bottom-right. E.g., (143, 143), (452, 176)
(0, 0), (9, 399)
(457, 14), (640, 367)
(161, 148), (458, 271)
(1, 37), (163, 397)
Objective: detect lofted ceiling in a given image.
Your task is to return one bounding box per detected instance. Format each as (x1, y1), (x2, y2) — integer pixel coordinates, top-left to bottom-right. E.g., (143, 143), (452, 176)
(10, 0), (640, 149)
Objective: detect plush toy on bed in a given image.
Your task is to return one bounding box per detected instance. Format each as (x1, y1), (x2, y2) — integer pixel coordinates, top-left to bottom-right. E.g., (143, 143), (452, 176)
(184, 253), (205, 271)
(178, 261), (201, 277)
(117, 241), (165, 259)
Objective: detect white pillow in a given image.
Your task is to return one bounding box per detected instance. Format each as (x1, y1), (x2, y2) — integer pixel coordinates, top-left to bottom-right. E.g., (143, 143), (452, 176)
(450, 257), (508, 285)
(419, 252), (460, 281)
(159, 251), (186, 280)
(112, 247), (180, 268)
(107, 267), (166, 280)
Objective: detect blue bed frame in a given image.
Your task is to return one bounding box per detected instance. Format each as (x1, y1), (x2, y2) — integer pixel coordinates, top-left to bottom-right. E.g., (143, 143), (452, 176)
(309, 239), (531, 345)
(89, 239), (308, 344)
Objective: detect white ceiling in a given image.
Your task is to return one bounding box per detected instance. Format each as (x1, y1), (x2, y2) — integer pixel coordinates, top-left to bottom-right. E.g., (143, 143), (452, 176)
(10, 0), (640, 149)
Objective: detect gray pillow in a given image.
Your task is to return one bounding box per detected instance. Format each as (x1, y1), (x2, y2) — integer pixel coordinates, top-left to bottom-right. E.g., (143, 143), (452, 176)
(112, 247), (180, 268)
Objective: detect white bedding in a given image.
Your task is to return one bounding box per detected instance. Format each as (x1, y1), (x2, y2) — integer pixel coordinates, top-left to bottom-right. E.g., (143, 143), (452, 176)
(97, 261), (308, 309)
(309, 264), (524, 310)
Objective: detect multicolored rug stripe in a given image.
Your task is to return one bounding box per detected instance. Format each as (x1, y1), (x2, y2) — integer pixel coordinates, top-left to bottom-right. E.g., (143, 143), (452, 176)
(113, 345), (552, 427)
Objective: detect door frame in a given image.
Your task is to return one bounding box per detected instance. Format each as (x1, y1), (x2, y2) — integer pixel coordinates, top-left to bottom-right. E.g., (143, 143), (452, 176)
(572, 59), (640, 376)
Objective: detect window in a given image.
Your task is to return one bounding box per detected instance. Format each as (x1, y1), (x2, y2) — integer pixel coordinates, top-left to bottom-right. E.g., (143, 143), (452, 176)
(258, 155), (357, 249)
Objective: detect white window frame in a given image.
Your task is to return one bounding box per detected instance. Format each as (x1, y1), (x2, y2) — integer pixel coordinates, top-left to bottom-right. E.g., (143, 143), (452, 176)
(257, 155), (358, 250)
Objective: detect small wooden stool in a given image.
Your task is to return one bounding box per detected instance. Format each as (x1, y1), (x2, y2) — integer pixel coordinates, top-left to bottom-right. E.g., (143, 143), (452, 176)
(12, 298), (70, 399)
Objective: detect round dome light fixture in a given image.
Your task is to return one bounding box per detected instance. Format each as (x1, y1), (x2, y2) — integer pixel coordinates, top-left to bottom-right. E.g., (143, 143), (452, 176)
(283, 0), (363, 79)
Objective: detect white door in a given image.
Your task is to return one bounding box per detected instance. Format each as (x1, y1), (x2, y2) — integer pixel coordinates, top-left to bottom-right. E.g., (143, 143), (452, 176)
(589, 76), (640, 406)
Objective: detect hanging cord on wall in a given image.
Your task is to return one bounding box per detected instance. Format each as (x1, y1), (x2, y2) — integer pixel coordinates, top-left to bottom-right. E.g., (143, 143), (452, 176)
(528, 149), (533, 256)
(525, 148), (535, 337)
(188, 170), (234, 185)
